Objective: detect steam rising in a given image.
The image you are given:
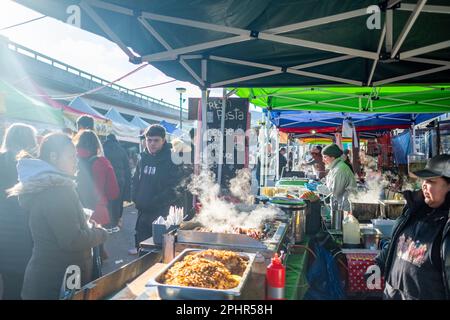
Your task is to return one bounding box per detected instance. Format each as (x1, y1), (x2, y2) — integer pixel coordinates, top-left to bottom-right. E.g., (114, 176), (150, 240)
(229, 168), (254, 205)
(188, 170), (278, 232)
(349, 169), (389, 203)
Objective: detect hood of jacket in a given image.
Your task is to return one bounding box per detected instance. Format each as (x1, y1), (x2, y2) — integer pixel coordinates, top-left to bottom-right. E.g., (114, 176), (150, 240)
(142, 142), (173, 163)
(326, 157), (342, 170)
(7, 159), (76, 209)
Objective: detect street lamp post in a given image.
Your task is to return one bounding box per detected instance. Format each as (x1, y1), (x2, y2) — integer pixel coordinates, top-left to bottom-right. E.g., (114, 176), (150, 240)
(176, 87), (186, 130)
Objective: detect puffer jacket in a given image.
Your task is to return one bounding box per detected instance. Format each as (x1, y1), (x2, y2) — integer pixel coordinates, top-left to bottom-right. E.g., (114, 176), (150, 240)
(9, 159), (108, 300)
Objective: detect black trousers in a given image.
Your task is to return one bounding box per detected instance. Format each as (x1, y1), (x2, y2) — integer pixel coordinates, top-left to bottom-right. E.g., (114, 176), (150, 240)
(134, 211), (159, 248)
(109, 193), (124, 228)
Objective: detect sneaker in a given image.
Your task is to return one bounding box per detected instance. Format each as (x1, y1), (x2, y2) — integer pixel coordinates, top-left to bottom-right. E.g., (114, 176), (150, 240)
(128, 248), (138, 255)
(106, 228), (114, 234)
(111, 226), (120, 233)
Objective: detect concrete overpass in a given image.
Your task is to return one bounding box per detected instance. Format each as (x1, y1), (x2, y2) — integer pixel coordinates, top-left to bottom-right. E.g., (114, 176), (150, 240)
(0, 36), (189, 126)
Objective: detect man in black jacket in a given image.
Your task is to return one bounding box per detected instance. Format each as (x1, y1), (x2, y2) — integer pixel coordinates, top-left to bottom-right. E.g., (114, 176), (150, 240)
(103, 134), (131, 231)
(131, 125), (181, 250)
(374, 154), (450, 300)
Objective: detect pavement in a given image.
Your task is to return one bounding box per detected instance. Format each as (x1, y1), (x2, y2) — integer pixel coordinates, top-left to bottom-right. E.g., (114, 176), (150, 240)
(101, 204), (139, 275)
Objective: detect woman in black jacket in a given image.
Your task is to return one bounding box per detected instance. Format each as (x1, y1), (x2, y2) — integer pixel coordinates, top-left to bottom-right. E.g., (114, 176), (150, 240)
(0, 123), (37, 300)
(375, 154), (450, 300)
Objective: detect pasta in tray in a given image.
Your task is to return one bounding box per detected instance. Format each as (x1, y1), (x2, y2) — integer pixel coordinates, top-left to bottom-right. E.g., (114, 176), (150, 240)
(163, 250), (248, 289)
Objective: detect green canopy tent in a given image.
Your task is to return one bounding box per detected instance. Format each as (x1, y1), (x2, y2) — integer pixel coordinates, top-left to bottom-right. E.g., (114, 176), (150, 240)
(0, 80), (64, 128)
(234, 85), (450, 113)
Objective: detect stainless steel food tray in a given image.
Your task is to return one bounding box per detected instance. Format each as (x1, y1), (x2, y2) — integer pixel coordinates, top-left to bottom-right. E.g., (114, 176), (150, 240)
(177, 222), (288, 250)
(146, 248), (256, 300)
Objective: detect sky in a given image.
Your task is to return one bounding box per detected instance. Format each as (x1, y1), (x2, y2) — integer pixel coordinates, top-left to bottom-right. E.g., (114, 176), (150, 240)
(0, 0), (248, 109)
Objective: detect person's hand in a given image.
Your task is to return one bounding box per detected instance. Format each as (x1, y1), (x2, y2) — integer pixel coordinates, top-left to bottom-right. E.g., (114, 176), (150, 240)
(89, 219), (102, 229)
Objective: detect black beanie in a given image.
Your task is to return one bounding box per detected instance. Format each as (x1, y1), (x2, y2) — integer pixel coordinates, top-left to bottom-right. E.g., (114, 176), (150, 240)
(322, 144), (343, 158)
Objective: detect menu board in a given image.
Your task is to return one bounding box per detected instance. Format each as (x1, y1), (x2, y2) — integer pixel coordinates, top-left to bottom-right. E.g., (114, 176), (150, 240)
(189, 97), (250, 188)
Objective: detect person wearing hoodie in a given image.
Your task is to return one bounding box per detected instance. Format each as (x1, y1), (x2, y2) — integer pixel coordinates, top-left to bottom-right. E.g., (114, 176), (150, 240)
(103, 134), (131, 232)
(131, 125), (181, 252)
(7, 133), (108, 300)
(374, 154), (450, 300)
(0, 123), (37, 300)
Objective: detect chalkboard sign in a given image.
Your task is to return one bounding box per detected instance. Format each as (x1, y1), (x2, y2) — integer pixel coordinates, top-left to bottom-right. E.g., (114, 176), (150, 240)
(189, 97), (250, 188)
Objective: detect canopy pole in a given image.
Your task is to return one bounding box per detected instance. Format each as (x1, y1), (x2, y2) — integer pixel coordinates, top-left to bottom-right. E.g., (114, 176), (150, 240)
(411, 124), (417, 154)
(276, 128), (280, 180)
(264, 113), (271, 187)
(217, 88), (226, 186)
(201, 89), (208, 170)
(287, 134), (291, 171)
(436, 120), (441, 154)
(260, 113), (266, 190)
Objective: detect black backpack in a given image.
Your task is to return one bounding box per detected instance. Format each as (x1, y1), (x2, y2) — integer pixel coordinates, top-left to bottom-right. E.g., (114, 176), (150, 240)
(76, 156), (99, 210)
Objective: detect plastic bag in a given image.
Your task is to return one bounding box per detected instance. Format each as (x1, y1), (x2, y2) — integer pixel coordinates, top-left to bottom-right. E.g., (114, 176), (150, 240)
(304, 243), (346, 300)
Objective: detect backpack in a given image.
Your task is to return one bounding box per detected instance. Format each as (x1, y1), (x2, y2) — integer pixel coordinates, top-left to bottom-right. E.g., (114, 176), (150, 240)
(76, 156), (99, 210)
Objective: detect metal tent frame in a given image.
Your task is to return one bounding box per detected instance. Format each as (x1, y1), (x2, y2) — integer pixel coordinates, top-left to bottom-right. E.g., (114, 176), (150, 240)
(49, 0), (450, 88)
(13, 0), (450, 184)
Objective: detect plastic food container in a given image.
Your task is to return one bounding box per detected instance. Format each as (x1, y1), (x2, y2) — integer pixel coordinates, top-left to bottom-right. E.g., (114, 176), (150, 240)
(371, 218), (396, 238)
(361, 228), (382, 250)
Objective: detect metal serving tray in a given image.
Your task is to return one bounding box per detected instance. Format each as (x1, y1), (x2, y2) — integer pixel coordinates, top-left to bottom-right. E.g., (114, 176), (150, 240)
(146, 248), (256, 300)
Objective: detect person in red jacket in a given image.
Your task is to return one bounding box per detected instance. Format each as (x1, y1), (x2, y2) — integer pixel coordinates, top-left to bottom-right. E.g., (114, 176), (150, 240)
(73, 130), (119, 228)
(74, 130), (119, 266)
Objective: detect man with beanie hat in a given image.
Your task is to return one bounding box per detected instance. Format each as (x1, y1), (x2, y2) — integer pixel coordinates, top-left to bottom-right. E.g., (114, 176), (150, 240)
(374, 154), (450, 300)
(322, 143), (356, 210)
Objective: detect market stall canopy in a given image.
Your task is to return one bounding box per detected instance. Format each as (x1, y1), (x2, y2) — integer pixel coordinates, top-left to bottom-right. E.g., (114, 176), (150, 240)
(105, 108), (141, 143)
(235, 85), (450, 113)
(268, 110), (441, 133)
(130, 115), (150, 130)
(69, 97), (106, 119)
(67, 97), (112, 135)
(15, 0), (450, 89)
(0, 80), (64, 127)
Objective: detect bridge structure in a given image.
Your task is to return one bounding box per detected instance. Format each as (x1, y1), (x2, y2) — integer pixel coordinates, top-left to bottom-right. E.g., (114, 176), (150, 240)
(0, 36), (189, 127)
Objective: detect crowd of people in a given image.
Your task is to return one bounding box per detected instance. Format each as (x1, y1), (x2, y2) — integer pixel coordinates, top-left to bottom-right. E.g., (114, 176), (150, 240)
(1, 115), (449, 300)
(0, 115), (189, 299)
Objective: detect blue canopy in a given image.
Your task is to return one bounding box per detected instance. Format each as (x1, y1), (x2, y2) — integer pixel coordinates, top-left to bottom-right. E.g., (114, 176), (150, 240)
(159, 120), (178, 134)
(267, 110), (440, 133)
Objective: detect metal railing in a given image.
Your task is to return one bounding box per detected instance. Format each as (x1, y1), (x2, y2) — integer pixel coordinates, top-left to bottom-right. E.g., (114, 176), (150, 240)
(7, 40), (187, 112)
